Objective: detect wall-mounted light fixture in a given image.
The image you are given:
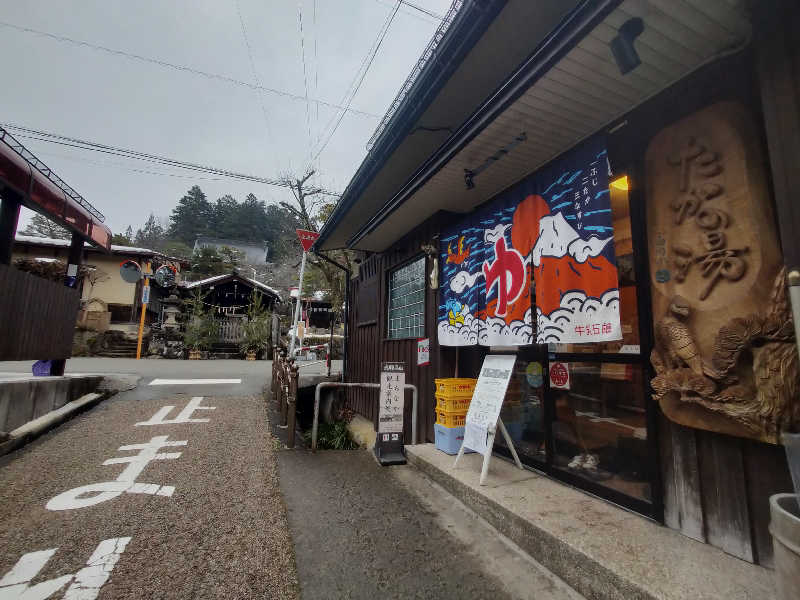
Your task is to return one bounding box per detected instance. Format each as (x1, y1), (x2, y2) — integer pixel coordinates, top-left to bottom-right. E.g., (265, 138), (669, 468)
(464, 132), (527, 190)
(610, 17), (644, 75)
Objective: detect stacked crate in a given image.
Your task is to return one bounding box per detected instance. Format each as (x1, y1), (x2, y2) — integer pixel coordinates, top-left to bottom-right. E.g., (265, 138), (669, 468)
(433, 378), (477, 454)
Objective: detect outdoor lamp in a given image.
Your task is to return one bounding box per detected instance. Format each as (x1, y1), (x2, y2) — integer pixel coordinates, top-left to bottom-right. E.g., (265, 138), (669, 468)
(610, 17), (644, 75)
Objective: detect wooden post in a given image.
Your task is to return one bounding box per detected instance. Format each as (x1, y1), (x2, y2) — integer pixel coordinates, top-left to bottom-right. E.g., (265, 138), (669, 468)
(51, 232), (85, 376)
(0, 193), (21, 266)
(286, 362), (299, 448)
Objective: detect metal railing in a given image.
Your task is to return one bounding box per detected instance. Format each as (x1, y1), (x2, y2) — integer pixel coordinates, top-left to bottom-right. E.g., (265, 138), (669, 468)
(311, 382), (418, 452)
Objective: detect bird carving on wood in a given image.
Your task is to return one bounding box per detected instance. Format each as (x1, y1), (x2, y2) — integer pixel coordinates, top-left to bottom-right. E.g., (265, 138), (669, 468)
(655, 295), (705, 375)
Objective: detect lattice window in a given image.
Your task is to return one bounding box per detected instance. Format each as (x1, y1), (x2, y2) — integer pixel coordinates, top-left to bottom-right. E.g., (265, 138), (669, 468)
(387, 257), (425, 339)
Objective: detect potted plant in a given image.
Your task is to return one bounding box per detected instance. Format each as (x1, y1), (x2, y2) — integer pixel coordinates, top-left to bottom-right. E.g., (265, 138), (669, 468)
(240, 292), (271, 360)
(183, 290), (218, 359)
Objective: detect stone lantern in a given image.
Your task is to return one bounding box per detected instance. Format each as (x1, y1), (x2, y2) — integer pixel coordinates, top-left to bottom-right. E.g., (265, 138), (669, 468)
(162, 294), (181, 331)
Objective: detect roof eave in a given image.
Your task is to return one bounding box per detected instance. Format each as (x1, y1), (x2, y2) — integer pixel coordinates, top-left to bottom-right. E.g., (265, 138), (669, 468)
(347, 0), (621, 249)
(313, 0), (508, 252)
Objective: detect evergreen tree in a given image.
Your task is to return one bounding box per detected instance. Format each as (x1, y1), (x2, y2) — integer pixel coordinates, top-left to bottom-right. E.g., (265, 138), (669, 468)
(20, 213), (71, 240)
(134, 213), (167, 250)
(169, 186), (212, 245)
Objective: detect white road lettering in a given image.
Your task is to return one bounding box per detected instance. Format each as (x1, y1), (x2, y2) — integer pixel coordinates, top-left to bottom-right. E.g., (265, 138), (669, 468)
(0, 537), (131, 600)
(135, 396), (216, 426)
(148, 379), (240, 386)
(46, 436), (186, 511)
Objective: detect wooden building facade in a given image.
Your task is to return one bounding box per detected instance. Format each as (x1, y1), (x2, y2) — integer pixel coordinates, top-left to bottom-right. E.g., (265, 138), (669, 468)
(324, 0), (800, 568)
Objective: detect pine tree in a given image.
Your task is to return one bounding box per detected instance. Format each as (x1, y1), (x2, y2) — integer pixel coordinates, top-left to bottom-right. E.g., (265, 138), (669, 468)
(20, 213), (71, 240)
(134, 213), (166, 250)
(169, 186), (213, 245)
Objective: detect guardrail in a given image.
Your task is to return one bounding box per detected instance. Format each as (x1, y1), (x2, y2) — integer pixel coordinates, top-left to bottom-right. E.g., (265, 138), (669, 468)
(312, 382), (418, 452)
(292, 343), (331, 376)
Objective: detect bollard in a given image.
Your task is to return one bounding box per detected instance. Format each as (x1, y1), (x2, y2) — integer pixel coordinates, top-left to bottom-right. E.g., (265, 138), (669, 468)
(286, 362), (300, 448)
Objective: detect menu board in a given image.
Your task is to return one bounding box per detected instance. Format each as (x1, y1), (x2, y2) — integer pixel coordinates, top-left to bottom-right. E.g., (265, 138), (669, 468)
(378, 362), (405, 434)
(462, 355), (516, 454)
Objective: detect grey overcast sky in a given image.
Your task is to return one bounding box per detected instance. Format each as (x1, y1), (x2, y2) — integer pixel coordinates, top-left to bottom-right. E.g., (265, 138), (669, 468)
(0, 0), (453, 234)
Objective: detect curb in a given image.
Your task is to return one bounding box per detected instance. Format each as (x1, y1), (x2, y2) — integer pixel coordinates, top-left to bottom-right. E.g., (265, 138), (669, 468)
(0, 392), (106, 457)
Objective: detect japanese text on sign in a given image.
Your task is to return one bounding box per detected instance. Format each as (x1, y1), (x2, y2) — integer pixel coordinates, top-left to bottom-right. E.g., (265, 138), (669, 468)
(378, 362), (405, 434)
(463, 355), (516, 454)
(417, 338), (430, 366)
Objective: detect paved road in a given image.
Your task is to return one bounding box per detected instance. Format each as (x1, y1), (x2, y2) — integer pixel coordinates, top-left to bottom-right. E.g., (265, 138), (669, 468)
(0, 387), (298, 599)
(278, 449), (582, 600)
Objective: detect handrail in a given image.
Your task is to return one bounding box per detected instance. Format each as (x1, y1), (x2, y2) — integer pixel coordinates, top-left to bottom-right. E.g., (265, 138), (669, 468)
(312, 382), (418, 452)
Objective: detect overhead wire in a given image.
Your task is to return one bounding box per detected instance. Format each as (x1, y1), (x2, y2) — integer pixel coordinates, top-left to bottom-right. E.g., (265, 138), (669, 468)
(234, 0), (275, 159)
(297, 0), (313, 162)
(312, 0), (320, 147)
(4, 123), (341, 196)
(0, 19), (380, 119)
(399, 0), (445, 21)
(312, 0), (400, 162)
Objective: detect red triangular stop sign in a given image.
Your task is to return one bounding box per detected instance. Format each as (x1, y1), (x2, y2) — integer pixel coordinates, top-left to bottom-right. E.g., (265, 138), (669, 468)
(296, 229), (320, 252)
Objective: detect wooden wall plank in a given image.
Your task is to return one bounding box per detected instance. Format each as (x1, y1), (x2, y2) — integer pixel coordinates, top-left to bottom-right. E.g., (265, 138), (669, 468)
(697, 432), (753, 562)
(669, 422), (706, 542)
(659, 415), (680, 531)
(743, 439), (794, 568)
(0, 265), (79, 360)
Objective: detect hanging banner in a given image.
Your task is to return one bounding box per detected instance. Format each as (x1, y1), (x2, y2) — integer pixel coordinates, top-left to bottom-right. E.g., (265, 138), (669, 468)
(437, 135), (621, 346)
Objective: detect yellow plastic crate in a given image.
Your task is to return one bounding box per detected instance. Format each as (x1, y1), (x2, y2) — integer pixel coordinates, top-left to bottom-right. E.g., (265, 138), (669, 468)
(434, 378), (477, 399)
(436, 409), (467, 428)
(435, 394), (471, 413)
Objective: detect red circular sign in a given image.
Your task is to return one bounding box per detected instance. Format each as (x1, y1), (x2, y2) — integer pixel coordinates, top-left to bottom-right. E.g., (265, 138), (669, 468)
(549, 362), (569, 388)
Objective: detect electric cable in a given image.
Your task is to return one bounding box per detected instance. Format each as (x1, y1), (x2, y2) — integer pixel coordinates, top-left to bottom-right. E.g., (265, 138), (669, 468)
(297, 0), (313, 162)
(312, 0), (400, 161)
(0, 19), (379, 119)
(234, 0), (274, 156)
(5, 123), (341, 195)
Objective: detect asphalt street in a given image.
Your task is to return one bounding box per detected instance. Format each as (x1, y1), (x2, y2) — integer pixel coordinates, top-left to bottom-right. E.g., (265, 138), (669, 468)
(0, 386), (298, 599)
(1, 358), (580, 599)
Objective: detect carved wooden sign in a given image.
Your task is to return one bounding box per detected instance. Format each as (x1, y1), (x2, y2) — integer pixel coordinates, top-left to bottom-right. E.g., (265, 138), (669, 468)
(646, 102), (799, 443)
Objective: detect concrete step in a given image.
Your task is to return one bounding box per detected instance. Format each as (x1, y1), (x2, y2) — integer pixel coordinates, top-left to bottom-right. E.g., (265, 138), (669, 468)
(405, 444), (775, 600)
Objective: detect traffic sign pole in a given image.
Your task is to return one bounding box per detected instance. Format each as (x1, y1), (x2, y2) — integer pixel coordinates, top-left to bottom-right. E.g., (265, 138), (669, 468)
(288, 229), (319, 359)
(288, 250), (307, 359)
(136, 261), (151, 360)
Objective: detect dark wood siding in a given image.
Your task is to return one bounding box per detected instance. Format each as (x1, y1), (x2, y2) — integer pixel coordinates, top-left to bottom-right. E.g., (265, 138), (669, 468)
(0, 264), (80, 360)
(346, 216), (456, 443)
(659, 416), (794, 567)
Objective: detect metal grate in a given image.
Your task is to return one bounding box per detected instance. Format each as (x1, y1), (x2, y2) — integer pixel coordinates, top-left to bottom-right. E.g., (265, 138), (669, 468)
(0, 125), (105, 222)
(366, 0), (464, 151)
(387, 257), (425, 339)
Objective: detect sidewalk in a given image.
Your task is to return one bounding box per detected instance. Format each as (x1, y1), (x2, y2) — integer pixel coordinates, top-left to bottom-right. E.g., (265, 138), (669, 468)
(276, 448), (582, 600)
(406, 444), (775, 600)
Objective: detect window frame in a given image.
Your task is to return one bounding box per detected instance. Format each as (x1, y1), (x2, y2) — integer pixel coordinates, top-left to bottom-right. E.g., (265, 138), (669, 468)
(386, 254), (427, 340)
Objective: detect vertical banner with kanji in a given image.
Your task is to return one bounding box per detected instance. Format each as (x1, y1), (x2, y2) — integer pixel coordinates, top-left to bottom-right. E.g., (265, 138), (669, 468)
(378, 362), (405, 434)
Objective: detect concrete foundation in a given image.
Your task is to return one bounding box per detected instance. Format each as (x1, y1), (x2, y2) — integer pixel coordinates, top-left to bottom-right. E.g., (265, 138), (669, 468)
(0, 375), (103, 434)
(406, 443), (775, 600)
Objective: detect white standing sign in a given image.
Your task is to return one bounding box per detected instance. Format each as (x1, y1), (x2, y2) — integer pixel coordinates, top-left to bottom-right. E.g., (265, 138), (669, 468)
(378, 362), (405, 434)
(455, 354), (523, 485)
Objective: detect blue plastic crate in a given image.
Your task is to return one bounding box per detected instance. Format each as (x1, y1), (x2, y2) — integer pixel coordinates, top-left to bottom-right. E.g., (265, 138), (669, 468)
(434, 423), (474, 455)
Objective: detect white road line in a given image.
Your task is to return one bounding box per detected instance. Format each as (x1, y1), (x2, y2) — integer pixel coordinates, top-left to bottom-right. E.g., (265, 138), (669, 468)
(149, 378), (241, 385)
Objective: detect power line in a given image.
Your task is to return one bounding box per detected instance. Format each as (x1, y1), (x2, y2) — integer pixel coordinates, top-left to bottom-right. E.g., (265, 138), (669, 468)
(234, 0), (274, 155)
(0, 19), (380, 119)
(313, 1), (400, 161)
(312, 0), (320, 144)
(297, 0), (313, 161)
(4, 123), (341, 196)
(399, 0), (445, 21)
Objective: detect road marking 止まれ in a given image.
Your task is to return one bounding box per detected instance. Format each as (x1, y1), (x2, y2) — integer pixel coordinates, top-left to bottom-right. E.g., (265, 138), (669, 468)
(148, 378), (241, 386)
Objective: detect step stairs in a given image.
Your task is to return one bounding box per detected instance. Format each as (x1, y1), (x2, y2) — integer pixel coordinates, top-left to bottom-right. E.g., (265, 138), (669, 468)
(95, 339), (139, 358)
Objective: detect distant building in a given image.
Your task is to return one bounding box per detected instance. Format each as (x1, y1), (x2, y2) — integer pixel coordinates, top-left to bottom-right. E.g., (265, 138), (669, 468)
(193, 237), (268, 265)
